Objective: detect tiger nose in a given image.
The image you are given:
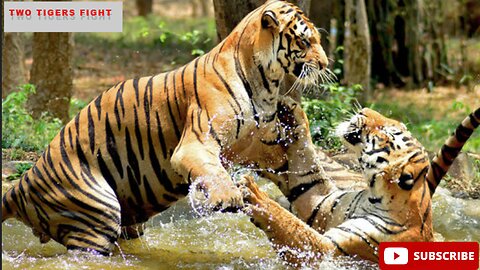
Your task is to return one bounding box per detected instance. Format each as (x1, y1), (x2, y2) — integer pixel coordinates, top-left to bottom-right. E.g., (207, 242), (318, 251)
(318, 48), (328, 70)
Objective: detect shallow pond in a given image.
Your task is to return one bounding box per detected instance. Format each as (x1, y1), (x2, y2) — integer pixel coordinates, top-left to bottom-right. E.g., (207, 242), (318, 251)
(2, 181), (478, 270)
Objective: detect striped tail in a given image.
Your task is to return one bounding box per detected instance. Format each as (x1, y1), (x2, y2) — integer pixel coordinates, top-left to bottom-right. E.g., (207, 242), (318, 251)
(426, 107), (480, 196)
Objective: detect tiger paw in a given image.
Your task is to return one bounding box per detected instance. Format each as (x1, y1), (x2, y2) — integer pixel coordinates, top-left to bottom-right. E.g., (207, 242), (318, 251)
(189, 176), (244, 214)
(238, 175), (271, 204)
(237, 176), (274, 228)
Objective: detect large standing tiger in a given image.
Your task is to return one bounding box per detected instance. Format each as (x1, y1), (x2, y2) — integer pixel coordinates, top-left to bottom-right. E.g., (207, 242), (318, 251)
(241, 106), (480, 266)
(1, 0), (343, 255)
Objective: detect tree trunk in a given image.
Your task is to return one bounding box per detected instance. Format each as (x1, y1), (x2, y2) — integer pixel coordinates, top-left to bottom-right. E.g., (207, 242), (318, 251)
(28, 33), (73, 123)
(213, 0), (311, 40)
(136, 0), (153, 17)
(212, 0), (264, 41)
(2, 33), (27, 98)
(198, 0), (211, 17)
(309, 0), (333, 55)
(344, 0), (371, 100)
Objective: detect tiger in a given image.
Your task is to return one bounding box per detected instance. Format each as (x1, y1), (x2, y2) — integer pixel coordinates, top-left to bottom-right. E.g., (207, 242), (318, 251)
(1, 0), (342, 255)
(240, 106), (480, 266)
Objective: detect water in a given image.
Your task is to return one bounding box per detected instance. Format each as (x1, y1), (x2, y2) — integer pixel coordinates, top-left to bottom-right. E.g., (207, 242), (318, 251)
(2, 182), (478, 270)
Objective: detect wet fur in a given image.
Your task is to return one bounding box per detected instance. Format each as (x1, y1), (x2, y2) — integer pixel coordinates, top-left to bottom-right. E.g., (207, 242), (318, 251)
(242, 107), (480, 266)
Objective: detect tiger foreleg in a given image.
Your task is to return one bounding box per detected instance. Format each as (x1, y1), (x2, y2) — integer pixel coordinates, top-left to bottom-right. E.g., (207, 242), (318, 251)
(240, 175), (339, 267)
(171, 127), (243, 212)
(277, 97), (334, 194)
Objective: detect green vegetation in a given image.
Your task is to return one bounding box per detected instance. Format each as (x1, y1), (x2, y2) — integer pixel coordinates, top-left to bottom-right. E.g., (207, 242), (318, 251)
(69, 98), (88, 119)
(6, 162), (33, 181)
(2, 84), (63, 152)
(75, 16), (216, 65)
(301, 83), (363, 150)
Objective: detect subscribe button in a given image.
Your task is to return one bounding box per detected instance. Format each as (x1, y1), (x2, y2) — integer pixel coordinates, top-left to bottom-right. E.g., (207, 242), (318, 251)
(379, 242), (479, 270)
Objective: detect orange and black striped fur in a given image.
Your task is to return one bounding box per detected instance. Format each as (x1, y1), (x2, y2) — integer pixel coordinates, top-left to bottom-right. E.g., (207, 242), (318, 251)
(241, 107), (480, 266)
(1, 0), (337, 255)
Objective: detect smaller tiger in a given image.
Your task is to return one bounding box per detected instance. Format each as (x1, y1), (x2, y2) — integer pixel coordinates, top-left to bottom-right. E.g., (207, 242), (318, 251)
(240, 106), (480, 266)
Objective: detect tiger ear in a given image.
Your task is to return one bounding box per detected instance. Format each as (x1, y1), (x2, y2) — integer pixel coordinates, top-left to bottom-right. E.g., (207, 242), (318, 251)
(261, 10), (279, 29)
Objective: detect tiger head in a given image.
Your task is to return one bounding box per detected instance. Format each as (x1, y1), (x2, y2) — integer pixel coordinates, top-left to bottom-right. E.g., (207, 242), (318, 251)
(250, 0), (330, 86)
(336, 108), (430, 203)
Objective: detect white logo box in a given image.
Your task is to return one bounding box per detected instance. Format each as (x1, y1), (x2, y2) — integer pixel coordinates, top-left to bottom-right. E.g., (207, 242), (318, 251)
(4, 1), (122, 32)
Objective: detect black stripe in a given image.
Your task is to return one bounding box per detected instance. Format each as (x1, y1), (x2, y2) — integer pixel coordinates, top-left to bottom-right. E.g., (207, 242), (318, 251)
(2, 190), (13, 217)
(33, 167), (64, 206)
(181, 65), (187, 98)
(144, 77), (153, 119)
(346, 190), (366, 219)
(172, 69), (183, 120)
(473, 108), (480, 121)
(67, 127), (74, 148)
(133, 78), (140, 106)
(143, 175), (167, 211)
(227, 100), (242, 139)
(114, 81), (126, 130)
(455, 124), (473, 143)
(257, 65), (271, 93)
(148, 77), (154, 109)
(87, 106), (96, 154)
(469, 111), (479, 128)
(59, 128), (79, 180)
(97, 150), (117, 191)
(329, 192), (348, 213)
(336, 226), (376, 251)
(155, 111), (168, 159)
(105, 113), (124, 178)
(233, 25), (259, 125)
(307, 192), (335, 226)
(58, 163), (120, 214)
(46, 163), (121, 226)
(196, 108), (204, 133)
(159, 169), (175, 194)
(287, 179), (321, 202)
(163, 193), (177, 202)
(76, 137), (116, 200)
(68, 235), (111, 252)
(193, 58), (201, 108)
(127, 167), (143, 205)
(205, 109), (222, 146)
(430, 162), (445, 186)
(324, 235), (348, 256)
(420, 201), (431, 234)
(125, 127), (141, 183)
(133, 106), (145, 160)
(349, 216), (405, 234)
(212, 64), (244, 138)
(441, 144), (460, 166)
(165, 72), (182, 140)
(94, 93), (103, 120)
(190, 111), (203, 142)
(420, 178), (427, 205)
(360, 207), (405, 227)
(364, 146), (391, 156)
